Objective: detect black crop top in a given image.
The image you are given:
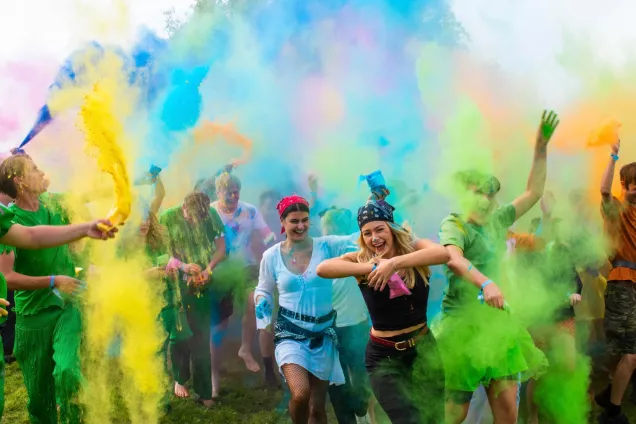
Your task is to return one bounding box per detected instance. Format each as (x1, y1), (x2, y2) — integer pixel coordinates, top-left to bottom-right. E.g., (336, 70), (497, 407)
(359, 272), (429, 331)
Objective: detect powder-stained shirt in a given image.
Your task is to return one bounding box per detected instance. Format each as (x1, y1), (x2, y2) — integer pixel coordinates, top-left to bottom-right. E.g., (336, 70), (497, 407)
(9, 193), (75, 315)
(0, 204), (16, 323)
(438, 204), (517, 313)
(159, 205), (225, 269)
(601, 196), (636, 283)
(211, 200), (270, 266)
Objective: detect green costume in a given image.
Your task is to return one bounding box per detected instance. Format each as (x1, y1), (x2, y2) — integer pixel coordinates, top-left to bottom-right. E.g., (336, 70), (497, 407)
(159, 205), (225, 401)
(437, 204), (547, 396)
(9, 193), (82, 424)
(0, 204), (19, 419)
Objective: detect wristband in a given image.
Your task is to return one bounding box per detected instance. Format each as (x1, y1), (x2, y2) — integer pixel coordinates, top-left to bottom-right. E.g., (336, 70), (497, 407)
(611, 153), (619, 162)
(480, 280), (492, 290)
(50, 275), (55, 289)
(371, 263), (377, 272)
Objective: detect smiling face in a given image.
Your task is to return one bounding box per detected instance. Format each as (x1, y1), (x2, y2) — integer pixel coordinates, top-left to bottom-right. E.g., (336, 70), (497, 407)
(218, 182), (240, 211)
(361, 221), (394, 256)
(282, 211), (310, 241)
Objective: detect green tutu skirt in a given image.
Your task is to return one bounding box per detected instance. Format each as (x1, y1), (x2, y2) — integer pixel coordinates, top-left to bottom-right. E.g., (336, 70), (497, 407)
(434, 305), (548, 393)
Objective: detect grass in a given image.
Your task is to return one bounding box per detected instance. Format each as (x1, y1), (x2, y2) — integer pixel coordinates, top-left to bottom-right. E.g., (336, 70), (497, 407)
(4, 330), (636, 423)
(3, 339), (291, 424)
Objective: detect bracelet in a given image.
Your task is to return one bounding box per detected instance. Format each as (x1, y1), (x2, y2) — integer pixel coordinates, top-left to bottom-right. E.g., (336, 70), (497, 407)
(371, 263), (377, 272)
(50, 275), (55, 289)
(480, 280), (492, 290)
(611, 153), (619, 162)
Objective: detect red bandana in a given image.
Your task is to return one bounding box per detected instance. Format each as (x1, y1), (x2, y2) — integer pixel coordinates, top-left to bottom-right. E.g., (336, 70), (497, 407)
(276, 195), (309, 234)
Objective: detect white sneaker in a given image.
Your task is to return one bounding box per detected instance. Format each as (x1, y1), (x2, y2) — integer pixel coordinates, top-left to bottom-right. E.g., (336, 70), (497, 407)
(356, 414), (371, 424)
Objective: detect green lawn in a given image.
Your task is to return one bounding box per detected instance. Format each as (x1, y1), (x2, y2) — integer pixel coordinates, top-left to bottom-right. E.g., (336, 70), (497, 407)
(2, 343), (289, 424)
(4, 342), (636, 423)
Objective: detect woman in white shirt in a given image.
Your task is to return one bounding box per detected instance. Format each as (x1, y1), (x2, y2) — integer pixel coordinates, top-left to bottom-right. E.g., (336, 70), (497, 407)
(254, 195), (357, 424)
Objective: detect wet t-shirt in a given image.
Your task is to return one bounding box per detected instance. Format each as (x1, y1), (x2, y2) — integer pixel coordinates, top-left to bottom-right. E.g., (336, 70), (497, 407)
(211, 200), (270, 266)
(438, 205), (517, 313)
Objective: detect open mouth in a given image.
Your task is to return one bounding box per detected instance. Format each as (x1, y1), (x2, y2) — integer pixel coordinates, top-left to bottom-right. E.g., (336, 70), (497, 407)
(292, 229), (306, 236)
(372, 240), (386, 251)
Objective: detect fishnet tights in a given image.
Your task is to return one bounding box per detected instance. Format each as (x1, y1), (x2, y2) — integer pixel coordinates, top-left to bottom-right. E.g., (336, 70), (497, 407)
(282, 364), (328, 424)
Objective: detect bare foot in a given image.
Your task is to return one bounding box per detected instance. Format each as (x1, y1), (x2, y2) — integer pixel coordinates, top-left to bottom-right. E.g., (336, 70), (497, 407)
(238, 347), (261, 373)
(174, 382), (190, 398)
(201, 399), (214, 409)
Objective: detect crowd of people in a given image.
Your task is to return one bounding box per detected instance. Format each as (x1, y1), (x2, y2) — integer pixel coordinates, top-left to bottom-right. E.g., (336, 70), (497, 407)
(0, 108), (634, 424)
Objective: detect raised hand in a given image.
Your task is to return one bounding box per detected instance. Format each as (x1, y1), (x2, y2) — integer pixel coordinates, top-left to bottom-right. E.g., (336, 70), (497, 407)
(308, 173), (319, 193)
(611, 138), (621, 155)
(537, 110), (560, 146)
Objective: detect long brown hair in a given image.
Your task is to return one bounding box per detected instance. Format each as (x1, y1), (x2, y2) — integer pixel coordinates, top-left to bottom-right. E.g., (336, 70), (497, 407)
(356, 223), (430, 289)
(145, 212), (167, 253)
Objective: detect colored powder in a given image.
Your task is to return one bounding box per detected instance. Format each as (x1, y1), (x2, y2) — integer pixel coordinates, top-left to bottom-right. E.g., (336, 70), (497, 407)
(79, 82), (132, 229)
(42, 47), (165, 423)
(192, 120), (254, 165)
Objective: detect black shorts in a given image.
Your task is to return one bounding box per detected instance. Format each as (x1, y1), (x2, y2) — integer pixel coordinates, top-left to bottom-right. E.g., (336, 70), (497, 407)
(210, 294), (234, 326)
(604, 281), (636, 355)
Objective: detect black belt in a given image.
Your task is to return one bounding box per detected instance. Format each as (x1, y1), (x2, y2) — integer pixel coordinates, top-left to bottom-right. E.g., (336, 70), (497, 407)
(278, 306), (336, 324)
(612, 260), (636, 271)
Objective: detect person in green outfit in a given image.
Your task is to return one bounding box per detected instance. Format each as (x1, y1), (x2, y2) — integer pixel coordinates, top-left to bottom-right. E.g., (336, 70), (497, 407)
(160, 190), (226, 409)
(437, 111), (559, 424)
(0, 153), (118, 423)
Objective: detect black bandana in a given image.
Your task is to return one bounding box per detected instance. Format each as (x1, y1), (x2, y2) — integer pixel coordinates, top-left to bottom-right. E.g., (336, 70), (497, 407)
(357, 200), (395, 229)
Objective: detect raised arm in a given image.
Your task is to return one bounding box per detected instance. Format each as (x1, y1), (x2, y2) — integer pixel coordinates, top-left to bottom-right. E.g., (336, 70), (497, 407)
(149, 177), (166, 215)
(601, 140), (621, 203)
(511, 111), (559, 220)
(317, 252), (374, 279)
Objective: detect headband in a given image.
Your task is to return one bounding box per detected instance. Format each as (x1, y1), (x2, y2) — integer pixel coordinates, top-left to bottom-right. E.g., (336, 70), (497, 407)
(276, 195), (309, 234)
(357, 200), (395, 229)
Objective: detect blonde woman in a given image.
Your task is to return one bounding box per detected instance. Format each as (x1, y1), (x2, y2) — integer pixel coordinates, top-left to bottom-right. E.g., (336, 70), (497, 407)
(317, 200), (449, 424)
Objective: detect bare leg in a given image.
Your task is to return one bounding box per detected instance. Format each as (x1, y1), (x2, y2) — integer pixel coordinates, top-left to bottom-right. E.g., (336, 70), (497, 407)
(282, 364), (311, 424)
(238, 290), (260, 373)
(367, 396), (377, 424)
(308, 373), (329, 424)
(445, 400), (470, 424)
(610, 354), (636, 405)
(210, 318), (229, 398)
(526, 379), (538, 424)
(486, 379), (518, 424)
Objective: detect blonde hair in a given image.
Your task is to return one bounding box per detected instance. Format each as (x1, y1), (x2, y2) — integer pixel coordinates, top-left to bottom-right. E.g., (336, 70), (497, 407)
(356, 222), (430, 289)
(215, 172), (241, 192)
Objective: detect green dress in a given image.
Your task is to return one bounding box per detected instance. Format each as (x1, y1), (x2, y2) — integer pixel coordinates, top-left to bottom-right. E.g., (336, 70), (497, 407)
(9, 193), (82, 424)
(159, 205), (225, 401)
(436, 204), (548, 395)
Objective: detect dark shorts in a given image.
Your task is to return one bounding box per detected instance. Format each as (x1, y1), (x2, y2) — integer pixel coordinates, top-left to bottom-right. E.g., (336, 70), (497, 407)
(604, 281), (636, 355)
(210, 294), (234, 327)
